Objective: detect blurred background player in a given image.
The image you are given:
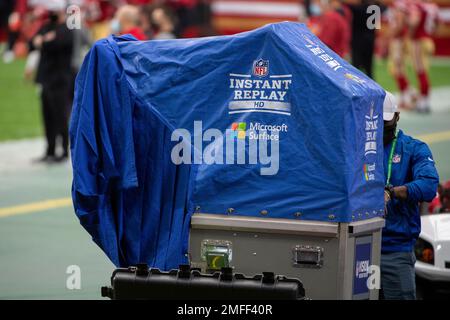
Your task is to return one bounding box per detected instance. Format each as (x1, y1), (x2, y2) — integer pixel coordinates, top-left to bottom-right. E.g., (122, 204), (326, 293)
(306, 0), (351, 58)
(1, 0), (29, 64)
(388, 0), (412, 109)
(149, 4), (177, 39)
(388, 0), (440, 112)
(408, 0), (440, 113)
(440, 187), (450, 213)
(0, 0), (16, 63)
(110, 4), (147, 40)
(428, 180), (450, 213)
(138, 4), (155, 39)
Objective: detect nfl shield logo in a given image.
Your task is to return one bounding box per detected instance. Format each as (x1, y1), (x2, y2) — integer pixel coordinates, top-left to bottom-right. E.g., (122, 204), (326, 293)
(393, 154), (401, 163)
(253, 59), (269, 77)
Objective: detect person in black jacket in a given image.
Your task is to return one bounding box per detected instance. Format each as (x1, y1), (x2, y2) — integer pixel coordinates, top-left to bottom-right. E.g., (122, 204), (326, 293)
(347, 0), (385, 79)
(32, 8), (74, 162)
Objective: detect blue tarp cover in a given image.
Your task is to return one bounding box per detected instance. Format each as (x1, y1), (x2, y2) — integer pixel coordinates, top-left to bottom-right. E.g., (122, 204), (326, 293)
(70, 22), (386, 269)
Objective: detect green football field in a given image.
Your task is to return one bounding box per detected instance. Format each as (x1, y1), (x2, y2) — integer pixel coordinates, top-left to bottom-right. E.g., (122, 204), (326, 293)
(0, 58), (449, 299)
(0, 61), (41, 141)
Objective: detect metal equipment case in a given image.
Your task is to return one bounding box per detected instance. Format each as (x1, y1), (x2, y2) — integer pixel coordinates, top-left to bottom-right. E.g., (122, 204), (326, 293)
(189, 214), (385, 300)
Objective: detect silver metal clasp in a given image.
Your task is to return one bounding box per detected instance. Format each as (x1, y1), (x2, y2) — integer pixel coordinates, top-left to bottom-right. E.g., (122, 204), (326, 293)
(201, 239), (233, 271)
(292, 245), (324, 268)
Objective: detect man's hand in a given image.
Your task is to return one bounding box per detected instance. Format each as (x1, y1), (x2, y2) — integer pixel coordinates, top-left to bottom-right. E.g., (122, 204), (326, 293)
(393, 186), (408, 200)
(384, 188), (392, 216)
(24, 69), (34, 81)
(384, 185), (408, 207)
(384, 189), (391, 203)
(384, 185), (409, 216)
(33, 35), (43, 49)
(43, 31), (56, 42)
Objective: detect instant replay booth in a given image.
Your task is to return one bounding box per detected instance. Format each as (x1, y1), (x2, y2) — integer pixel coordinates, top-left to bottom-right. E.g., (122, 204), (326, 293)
(70, 22), (387, 300)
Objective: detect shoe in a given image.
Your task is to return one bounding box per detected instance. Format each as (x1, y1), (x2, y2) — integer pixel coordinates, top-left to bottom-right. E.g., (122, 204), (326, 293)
(416, 106), (431, 114)
(398, 91), (414, 110)
(32, 155), (56, 163)
(54, 154), (69, 163)
(416, 95), (431, 114)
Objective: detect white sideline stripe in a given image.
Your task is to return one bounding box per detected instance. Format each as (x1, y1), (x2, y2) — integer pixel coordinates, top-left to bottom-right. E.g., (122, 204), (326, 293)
(270, 75), (292, 78)
(212, 1), (301, 18)
(229, 109), (291, 116)
(229, 73), (251, 78)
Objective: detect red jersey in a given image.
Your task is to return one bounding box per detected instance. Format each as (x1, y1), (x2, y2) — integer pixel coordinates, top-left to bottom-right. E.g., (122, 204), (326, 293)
(389, 0), (410, 39)
(316, 10), (350, 57)
(123, 27), (147, 40)
(410, 1), (440, 39)
(85, 0), (116, 22)
(428, 195), (441, 213)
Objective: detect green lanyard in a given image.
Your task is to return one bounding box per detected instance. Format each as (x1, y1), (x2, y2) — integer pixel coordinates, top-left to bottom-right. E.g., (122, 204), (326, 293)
(386, 130), (398, 186)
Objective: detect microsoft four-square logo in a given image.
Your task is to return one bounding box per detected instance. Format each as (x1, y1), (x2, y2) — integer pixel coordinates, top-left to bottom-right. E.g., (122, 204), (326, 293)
(230, 122), (246, 139)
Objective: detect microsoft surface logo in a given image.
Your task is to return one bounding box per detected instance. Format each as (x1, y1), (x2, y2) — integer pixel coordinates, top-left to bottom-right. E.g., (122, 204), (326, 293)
(363, 163), (375, 182)
(230, 122), (246, 139)
(363, 164), (369, 181)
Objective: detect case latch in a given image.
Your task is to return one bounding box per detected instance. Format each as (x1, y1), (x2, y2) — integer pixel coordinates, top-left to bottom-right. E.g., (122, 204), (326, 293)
(292, 245), (323, 268)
